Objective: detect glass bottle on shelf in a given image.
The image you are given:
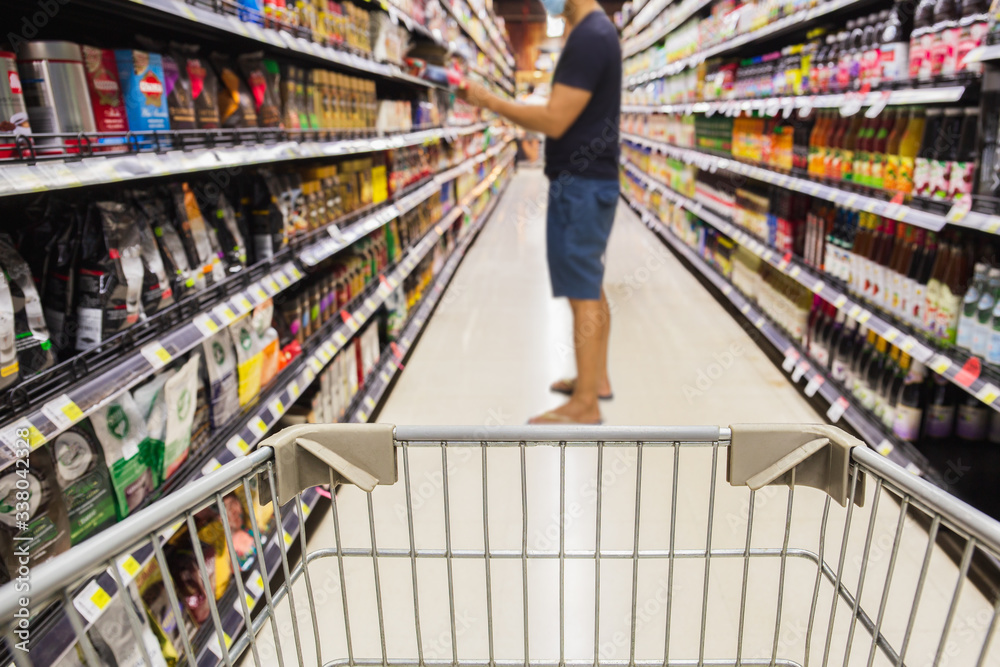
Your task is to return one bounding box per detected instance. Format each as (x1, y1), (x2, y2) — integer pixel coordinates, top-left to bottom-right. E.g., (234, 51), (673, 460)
(972, 266), (1000, 356)
(957, 391), (989, 441)
(958, 261), (988, 351)
(893, 354), (926, 441)
(881, 0), (914, 84)
(923, 372), (957, 442)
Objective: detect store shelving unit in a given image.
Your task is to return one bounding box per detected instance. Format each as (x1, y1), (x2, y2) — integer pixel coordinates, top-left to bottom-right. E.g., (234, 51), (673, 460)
(621, 84), (970, 114)
(0, 123), (492, 196)
(620, 190), (942, 484)
(24, 147), (515, 667)
(621, 157), (1000, 419)
(0, 136), (511, 467)
(620, 132), (1000, 234)
(440, 0), (516, 82)
(623, 0), (874, 68)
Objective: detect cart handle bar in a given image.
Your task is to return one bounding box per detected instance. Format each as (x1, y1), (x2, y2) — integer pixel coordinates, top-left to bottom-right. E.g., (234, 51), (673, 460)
(7, 423), (1000, 627)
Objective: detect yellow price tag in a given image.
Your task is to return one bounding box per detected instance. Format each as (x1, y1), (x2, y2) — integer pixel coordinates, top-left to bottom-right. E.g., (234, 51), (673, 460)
(364, 396), (376, 410)
(848, 305), (862, 319)
(930, 356), (952, 374)
(227, 435), (250, 457)
(141, 342), (173, 369)
(877, 440), (894, 456)
(789, 266), (802, 278)
(357, 410), (369, 422)
(193, 313), (220, 337)
(269, 399), (285, 417)
(740, 303), (751, 315)
(333, 331), (348, 346)
(301, 501), (311, 519)
(834, 294), (848, 309)
(975, 383), (1000, 405)
(91, 586), (111, 610)
(857, 311), (871, 324)
(900, 337), (918, 353)
(986, 218), (1000, 234)
(811, 280), (825, 294)
(283, 531), (294, 547)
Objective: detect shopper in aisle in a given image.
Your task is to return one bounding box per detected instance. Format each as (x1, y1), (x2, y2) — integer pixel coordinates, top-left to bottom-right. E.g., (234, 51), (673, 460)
(458, 0), (621, 424)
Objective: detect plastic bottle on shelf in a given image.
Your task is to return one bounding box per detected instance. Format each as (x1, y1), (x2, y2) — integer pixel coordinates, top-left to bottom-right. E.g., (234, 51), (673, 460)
(934, 108), (965, 199)
(880, 0), (914, 83)
(950, 107), (979, 199)
(898, 106), (926, 193)
(957, 0), (990, 73)
(883, 106), (910, 191)
(860, 13), (885, 90)
(957, 261), (988, 350)
(913, 107), (943, 197)
(853, 115), (875, 187)
(911, 0), (937, 79)
(986, 285), (1000, 364)
(972, 266), (1000, 354)
(931, 0), (962, 77)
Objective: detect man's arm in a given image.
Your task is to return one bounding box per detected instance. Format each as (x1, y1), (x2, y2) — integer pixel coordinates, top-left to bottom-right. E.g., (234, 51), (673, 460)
(461, 81), (591, 140)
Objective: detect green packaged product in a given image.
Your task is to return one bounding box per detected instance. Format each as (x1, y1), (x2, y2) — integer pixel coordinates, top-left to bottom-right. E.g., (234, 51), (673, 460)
(0, 445), (72, 575)
(51, 421), (117, 545)
(162, 354), (200, 480)
(92, 391), (161, 519)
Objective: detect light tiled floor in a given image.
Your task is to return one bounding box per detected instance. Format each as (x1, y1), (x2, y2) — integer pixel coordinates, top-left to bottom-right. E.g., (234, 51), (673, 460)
(242, 170), (999, 667)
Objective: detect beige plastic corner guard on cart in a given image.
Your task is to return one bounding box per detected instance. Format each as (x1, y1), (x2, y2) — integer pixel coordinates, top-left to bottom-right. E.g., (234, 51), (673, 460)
(258, 423), (398, 504)
(728, 423), (865, 507)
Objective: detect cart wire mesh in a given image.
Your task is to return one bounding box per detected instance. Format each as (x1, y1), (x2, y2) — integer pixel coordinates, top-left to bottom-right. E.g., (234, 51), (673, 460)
(2, 425), (1000, 667)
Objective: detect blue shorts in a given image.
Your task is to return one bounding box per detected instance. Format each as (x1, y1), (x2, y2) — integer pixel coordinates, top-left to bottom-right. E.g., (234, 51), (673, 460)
(546, 176), (619, 300)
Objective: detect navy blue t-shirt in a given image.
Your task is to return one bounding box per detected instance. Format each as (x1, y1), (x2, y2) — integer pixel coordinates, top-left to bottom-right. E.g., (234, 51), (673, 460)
(544, 10), (621, 181)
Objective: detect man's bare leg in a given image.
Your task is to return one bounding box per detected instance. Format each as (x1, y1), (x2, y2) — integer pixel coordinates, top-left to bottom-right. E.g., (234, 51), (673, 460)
(549, 288), (612, 398)
(533, 290), (609, 423)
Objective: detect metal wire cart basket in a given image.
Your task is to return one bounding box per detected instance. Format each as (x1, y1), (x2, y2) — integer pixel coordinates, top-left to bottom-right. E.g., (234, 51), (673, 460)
(2, 424), (1000, 667)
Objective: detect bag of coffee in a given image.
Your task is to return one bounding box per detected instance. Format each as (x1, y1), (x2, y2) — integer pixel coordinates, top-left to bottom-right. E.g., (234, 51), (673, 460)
(252, 300), (278, 387)
(133, 370), (172, 472)
(51, 421), (116, 544)
(135, 207), (175, 317)
(162, 354), (200, 480)
(40, 209), (82, 359)
(170, 43), (220, 129)
(238, 53), (282, 128)
(0, 262), (16, 390)
(169, 183), (225, 287)
(89, 584), (169, 667)
(229, 316), (261, 406)
(202, 190), (247, 275)
(0, 237), (54, 377)
(135, 193), (198, 298)
(202, 329), (239, 429)
(92, 390), (160, 518)
(279, 63), (302, 130)
(0, 445), (72, 576)
(210, 53), (257, 128)
(162, 54), (196, 130)
(75, 202), (144, 351)
(81, 46), (129, 138)
(114, 49), (171, 133)
(250, 173), (287, 260)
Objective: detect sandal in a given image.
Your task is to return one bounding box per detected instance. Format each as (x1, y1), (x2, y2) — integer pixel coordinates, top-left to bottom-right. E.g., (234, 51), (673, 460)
(527, 410), (603, 425)
(550, 378), (614, 400)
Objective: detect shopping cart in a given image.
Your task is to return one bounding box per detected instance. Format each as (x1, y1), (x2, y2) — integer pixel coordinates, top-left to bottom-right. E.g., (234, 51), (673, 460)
(3, 424), (1000, 667)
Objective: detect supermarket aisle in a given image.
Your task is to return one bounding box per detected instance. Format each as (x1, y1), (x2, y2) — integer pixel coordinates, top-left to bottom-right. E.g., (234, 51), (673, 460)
(379, 166), (823, 426)
(251, 171), (997, 667)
